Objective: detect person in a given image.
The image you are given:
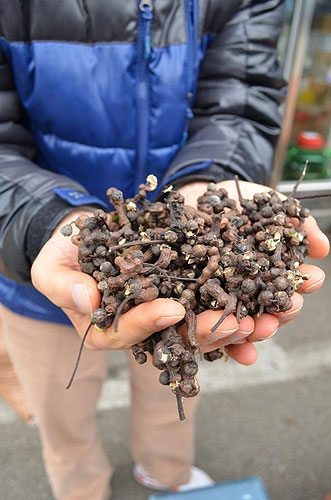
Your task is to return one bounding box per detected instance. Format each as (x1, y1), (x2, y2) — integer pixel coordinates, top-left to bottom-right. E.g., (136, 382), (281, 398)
(0, 319), (33, 424)
(0, 1), (329, 500)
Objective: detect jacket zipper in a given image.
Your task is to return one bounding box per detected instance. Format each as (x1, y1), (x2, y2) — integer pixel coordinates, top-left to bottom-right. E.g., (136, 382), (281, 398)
(181, 0), (198, 146)
(136, 0), (153, 190)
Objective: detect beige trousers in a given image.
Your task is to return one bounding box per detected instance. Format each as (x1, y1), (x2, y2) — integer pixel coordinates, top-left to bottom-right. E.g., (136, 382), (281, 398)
(0, 305), (199, 500)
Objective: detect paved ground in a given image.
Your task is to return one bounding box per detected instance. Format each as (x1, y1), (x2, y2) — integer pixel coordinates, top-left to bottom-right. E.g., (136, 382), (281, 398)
(0, 237), (330, 500)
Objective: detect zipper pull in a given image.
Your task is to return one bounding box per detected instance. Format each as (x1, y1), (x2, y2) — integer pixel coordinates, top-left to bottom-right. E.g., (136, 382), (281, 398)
(139, 0), (153, 15)
(139, 0), (153, 60)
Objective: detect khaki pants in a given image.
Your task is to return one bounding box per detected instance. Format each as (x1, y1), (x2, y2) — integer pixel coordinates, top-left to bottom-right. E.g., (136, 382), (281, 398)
(0, 305), (199, 500)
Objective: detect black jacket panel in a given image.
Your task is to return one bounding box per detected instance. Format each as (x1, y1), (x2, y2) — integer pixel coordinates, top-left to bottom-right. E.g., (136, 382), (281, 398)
(164, 0), (286, 185)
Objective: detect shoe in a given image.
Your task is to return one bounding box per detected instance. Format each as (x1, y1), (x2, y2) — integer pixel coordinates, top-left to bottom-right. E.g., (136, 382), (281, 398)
(133, 463), (215, 492)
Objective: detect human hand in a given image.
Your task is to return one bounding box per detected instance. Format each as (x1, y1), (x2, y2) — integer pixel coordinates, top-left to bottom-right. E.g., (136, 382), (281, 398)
(31, 210), (186, 350)
(178, 179), (330, 365)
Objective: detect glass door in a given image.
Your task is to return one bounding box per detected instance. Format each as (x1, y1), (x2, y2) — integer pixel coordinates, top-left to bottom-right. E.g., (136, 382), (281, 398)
(274, 0), (331, 227)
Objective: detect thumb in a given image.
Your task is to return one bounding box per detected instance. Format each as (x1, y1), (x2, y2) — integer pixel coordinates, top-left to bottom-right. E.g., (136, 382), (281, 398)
(32, 264), (100, 315)
(71, 298), (187, 350)
(55, 269), (101, 314)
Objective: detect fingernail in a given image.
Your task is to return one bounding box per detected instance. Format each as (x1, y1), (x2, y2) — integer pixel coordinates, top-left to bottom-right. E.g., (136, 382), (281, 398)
(304, 277), (325, 293)
(208, 329), (238, 343)
(264, 328), (278, 340)
(320, 233), (330, 246)
(228, 332), (251, 342)
(72, 283), (92, 315)
(237, 329), (254, 336)
(154, 315), (184, 328)
(280, 305), (303, 320)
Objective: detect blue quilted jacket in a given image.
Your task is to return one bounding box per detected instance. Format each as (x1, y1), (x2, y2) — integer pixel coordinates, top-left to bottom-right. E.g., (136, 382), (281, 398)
(0, 0), (286, 323)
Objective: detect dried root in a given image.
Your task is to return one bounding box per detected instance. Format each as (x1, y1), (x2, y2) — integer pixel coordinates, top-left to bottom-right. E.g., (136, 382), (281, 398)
(62, 174), (314, 420)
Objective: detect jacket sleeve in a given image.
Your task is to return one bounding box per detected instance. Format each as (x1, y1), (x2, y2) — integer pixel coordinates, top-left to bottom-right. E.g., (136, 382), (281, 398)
(0, 49), (105, 284)
(162, 0), (287, 189)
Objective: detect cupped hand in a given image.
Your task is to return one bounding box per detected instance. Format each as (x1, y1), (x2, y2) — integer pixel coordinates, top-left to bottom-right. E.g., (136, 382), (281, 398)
(179, 179), (330, 365)
(31, 210), (186, 350)
(32, 178), (329, 360)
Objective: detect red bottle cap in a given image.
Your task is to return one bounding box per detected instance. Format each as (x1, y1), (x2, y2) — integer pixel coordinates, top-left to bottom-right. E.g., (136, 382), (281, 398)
(297, 131), (325, 150)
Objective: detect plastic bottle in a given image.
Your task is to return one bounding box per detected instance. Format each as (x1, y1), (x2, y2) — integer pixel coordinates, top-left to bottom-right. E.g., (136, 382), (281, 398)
(283, 131), (331, 180)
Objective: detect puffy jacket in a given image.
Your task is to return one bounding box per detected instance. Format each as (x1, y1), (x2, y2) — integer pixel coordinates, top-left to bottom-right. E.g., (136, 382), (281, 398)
(0, 0), (286, 323)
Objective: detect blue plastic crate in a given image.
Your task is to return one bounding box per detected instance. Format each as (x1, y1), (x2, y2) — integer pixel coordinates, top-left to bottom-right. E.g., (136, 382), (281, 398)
(148, 476), (270, 500)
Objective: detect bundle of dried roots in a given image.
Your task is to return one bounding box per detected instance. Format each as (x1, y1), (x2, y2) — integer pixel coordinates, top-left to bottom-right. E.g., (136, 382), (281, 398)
(62, 174), (314, 420)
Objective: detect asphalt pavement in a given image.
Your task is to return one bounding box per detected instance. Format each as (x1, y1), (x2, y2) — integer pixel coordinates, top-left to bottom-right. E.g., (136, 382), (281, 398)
(0, 236), (330, 500)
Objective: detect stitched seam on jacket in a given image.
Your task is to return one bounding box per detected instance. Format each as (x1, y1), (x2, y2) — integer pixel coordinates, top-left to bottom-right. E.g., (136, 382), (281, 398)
(0, 163), (85, 204)
(0, 172), (46, 204)
(34, 131), (180, 151)
(80, 0), (92, 41)
(225, 3), (250, 173)
(0, 38), (188, 49)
